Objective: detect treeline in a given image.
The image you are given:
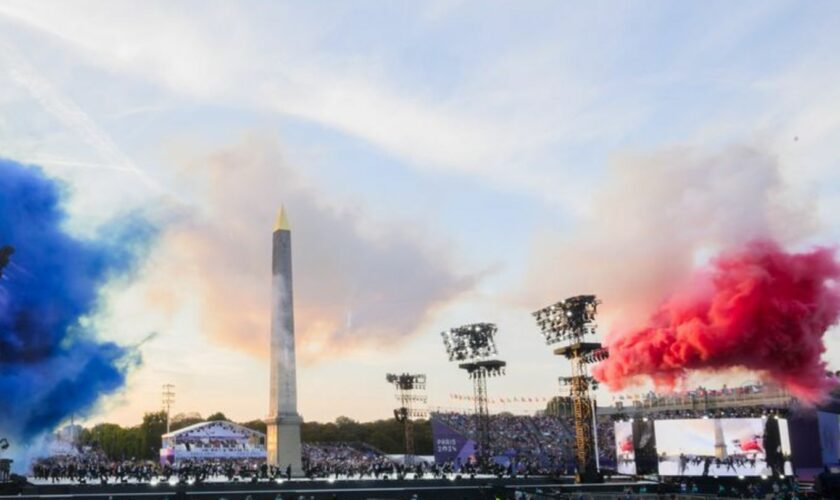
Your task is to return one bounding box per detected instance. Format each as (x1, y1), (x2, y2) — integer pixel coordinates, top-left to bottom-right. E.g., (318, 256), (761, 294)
(76, 412), (432, 460)
(78, 411), (168, 460)
(302, 416), (432, 455)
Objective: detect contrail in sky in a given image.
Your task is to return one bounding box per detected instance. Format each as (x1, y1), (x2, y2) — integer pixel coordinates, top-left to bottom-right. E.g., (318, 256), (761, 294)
(0, 39), (162, 192)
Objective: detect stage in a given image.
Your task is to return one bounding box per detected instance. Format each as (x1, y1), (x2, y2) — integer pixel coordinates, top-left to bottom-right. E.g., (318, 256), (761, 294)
(2, 476), (662, 499)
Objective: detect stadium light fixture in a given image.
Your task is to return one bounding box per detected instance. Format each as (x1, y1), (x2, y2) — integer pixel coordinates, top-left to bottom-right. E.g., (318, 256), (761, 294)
(386, 373), (426, 391)
(440, 322), (506, 469)
(385, 372), (427, 465)
(440, 323), (498, 362)
(532, 295), (599, 345)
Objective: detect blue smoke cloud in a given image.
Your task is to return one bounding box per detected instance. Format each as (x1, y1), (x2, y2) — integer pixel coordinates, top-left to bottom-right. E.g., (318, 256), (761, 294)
(0, 158), (155, 440)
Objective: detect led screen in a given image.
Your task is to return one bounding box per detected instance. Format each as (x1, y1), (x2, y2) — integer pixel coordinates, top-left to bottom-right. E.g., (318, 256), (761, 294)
(654, 418), (790, 477)
(614, 420), (636, 475)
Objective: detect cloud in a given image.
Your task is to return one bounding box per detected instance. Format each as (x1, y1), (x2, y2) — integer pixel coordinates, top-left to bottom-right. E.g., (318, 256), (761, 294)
(0, 1), (655, 206)
(0, 39), (160, 191)
(146, 136), (478, 362)
(520, 144), (817, 334)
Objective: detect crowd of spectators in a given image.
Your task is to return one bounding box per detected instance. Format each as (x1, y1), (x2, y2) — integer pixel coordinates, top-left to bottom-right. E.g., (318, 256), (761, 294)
(596, 416), (616, 467)
(30, 443), (400, 484)
(432, 412), (546, 458)
(31, 454), (291, 484)
(611, 405), (787, 422)
(178, 438), (243, 451)
(431, 411), (578, 474)
(28, 443), (526, 484)
(530, 415), (574, 462)
(623, 383), (769, 403)
(613, 383), (788, 412)
(301, 443), (393, 478)
(432, 410), (654, 475)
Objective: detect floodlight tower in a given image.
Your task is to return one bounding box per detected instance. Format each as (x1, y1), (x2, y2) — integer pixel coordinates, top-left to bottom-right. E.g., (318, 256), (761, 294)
(441, 323), (506, 466)
(386, 373), (427, 466)
(162, 384), (175, 434)
(533, 295), (607, 482)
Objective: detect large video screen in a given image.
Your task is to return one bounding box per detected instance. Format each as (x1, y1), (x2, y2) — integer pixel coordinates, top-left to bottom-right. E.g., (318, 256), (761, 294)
(614, 421), (636, 475)
(654, 418), (789, 477)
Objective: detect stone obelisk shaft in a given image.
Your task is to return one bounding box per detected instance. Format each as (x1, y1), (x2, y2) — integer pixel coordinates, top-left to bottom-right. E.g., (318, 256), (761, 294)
(265, 207), (303, 474)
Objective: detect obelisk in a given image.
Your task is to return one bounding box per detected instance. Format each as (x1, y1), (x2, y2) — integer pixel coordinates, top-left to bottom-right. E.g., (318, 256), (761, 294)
(265, 206), (303, 475)
(713, 419), (728, 459)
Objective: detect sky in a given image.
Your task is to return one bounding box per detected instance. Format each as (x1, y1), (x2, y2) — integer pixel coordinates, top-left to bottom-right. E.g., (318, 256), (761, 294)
(1, 0), (840, 427)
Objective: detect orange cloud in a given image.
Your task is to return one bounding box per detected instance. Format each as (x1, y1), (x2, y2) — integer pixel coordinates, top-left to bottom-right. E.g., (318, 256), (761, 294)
(146, 137), (477, 362)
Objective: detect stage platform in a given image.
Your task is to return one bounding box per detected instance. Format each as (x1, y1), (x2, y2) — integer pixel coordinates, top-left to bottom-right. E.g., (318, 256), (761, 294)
(2, 476), (662, 499)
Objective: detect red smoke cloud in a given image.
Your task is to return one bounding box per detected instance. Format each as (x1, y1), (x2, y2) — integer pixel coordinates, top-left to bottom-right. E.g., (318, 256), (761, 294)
(593, 240), (840, 402)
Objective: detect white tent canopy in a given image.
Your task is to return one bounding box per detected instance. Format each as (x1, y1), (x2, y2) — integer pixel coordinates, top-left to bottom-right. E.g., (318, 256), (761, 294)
(160, 421), (265, 463)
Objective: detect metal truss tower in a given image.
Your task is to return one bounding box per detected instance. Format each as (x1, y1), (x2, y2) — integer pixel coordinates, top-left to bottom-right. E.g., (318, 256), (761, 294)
(441, 323), (506, 467)
(386, 373), (427, 466)
(534, 295), (608, 483)
(460, 360), (505, 462)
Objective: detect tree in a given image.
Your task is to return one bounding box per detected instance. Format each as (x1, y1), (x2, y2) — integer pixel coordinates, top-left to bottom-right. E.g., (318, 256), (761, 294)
(334, 416), (356, 426)
(171, 412), (205, 431)
(74, 413), (434, 459)
(240, 419), (267, 434)
(83, 423), (145, 460)
(140, 411), (167, 459)
(365, 427), (401, 453)
(85, 423), (123, 458)
(413, 419), (433, 455)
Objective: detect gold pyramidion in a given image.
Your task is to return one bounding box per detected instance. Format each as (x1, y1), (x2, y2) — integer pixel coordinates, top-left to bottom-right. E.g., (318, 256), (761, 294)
(274, 206), (290, 232)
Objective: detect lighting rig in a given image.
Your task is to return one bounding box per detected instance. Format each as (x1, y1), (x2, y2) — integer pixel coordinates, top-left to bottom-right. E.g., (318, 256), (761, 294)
(441, 323), (506, 465)
(533, 295), (605, 483)
(386, 373), (427, 465)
